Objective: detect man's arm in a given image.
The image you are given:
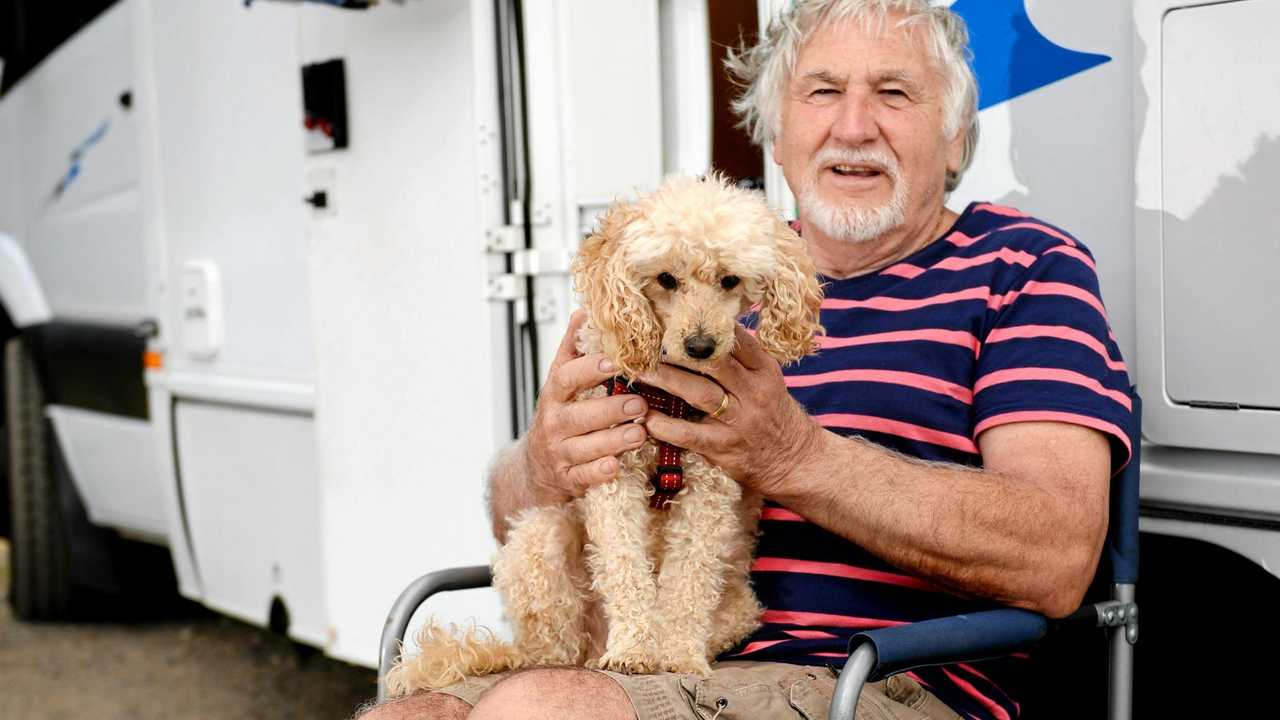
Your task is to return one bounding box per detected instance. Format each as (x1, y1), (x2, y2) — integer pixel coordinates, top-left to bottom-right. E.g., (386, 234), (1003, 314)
(487, 311), (650, 543)
(641, 326), (1111, 618)
(767, 420), (1109, 617)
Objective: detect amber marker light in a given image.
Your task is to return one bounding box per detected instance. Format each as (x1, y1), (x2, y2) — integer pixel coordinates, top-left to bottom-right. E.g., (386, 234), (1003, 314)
(144, 350), (164, 370)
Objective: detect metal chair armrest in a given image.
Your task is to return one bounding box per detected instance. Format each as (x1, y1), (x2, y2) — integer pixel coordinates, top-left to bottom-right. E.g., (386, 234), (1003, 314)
(828, 609), (1049, 720)
(377, 565), (493, 702)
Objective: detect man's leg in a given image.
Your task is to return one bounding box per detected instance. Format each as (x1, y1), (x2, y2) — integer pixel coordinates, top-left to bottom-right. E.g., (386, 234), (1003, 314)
(354, 691), (471, 720)
(469, 668), (635, 720)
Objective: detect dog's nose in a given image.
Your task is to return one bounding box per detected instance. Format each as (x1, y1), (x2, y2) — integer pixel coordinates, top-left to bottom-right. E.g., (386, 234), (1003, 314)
(683, 334), (717, 360)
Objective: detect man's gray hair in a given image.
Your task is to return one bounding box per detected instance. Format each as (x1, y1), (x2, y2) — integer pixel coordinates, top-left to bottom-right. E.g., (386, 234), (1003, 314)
(726, 0), (980, 192)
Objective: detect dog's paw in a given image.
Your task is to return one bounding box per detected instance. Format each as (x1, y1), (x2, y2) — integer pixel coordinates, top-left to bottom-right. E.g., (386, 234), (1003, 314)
(656, 654), (714, 677)
(592, 647), (664, 675)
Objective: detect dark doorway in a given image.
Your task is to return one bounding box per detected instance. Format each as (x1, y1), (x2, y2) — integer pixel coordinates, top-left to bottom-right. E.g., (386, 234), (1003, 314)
(708, 0), (764, 186)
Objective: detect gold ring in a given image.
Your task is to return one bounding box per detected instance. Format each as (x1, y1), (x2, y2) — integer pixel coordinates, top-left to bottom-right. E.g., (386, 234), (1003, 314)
(710, 391), (730, 419)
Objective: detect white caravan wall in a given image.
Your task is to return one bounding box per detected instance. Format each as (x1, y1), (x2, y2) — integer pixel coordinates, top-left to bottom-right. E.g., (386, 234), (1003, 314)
(150, 0), (314, 387)
(299, 0), (507, 666)
(144, 0), (325, 633)
(9, 2), (148, 325)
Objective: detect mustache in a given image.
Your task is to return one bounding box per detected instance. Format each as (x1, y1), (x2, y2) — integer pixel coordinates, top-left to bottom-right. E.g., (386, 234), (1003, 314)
(813, 147), (900, 180)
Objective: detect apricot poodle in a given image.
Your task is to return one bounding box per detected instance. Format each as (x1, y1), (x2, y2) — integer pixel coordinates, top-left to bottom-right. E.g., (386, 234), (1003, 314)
(387, 173), (823, 695)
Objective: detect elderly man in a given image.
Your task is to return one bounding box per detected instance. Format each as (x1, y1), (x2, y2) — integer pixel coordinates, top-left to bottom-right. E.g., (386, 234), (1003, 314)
(364, 1), (1132, 718)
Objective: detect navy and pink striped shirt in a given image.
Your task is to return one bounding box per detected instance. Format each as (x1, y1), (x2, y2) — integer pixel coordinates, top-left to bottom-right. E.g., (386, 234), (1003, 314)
(733, 202), (1133, 720)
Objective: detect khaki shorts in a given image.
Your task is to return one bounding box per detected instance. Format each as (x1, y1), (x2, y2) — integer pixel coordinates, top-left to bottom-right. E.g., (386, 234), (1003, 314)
(436, 661), (963, 720)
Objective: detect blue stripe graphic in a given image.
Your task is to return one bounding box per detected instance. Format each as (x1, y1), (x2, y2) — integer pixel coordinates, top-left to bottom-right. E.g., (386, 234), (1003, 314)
(952, 0), (1111, 110)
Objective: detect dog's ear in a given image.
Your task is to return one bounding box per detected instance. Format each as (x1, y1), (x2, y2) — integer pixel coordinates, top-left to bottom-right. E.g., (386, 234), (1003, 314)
(756, 218), (824, 364)
(571, 201), (662, 377)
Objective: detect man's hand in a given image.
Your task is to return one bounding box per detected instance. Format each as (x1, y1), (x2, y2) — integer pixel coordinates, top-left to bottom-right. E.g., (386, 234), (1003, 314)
(640, 325), (820, 495)
(525, 310), (650, 502)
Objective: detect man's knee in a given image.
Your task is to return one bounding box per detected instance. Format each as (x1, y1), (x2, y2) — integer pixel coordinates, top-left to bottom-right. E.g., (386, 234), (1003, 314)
(469, 668), (634, 720)
(354, 691), (471, 720)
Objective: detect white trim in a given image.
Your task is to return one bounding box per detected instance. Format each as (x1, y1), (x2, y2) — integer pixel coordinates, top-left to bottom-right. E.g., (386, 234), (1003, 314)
(0, 233), (53, 327)
(157, 371), (316, 413)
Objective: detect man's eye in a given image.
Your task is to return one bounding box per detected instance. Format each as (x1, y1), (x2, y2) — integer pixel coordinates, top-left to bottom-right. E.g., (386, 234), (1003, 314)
(657, 272), (679, 290)
(881, 88), (907, 98)
(810, 88), (838, 97)
(720, 275), (741, 290)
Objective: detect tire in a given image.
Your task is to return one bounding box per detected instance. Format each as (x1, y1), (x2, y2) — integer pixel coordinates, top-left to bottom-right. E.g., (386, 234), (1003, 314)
(5, 335), (70, 619)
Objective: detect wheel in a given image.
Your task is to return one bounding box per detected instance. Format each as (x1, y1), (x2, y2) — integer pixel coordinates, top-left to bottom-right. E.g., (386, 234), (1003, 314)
(5, 335), (70, 619)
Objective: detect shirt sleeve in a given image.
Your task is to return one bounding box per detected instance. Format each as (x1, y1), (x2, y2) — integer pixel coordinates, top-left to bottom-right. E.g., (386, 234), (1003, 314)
(972, 236), (1134, 474)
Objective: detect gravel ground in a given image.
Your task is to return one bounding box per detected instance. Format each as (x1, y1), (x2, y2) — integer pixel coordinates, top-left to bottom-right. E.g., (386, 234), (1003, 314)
(0, 539), (380, 720)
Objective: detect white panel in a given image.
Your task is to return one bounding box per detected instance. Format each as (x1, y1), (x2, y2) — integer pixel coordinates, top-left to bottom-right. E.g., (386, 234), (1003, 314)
(150, 0), (314, 383)
(46, 405), (165, 540)
(561, 0), (664, 205)
(659, 0), (711, 177)
(177, 402), (326, 647)
(1133, 0), (1280, 455)
(1161, 1), (1280, 410)
(299, 0), (505, 666)
(11, 1), (148, 324)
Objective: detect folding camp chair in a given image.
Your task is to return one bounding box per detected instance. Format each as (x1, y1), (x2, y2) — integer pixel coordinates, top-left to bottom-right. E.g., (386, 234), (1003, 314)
(378, 392), (1141, 719)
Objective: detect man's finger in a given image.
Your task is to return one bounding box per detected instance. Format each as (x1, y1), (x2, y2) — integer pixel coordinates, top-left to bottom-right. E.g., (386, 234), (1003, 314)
(640, 365), (727, 417)
(560, 423), (647, 466)
(730, 324), (775, 371)
(566, 455), (620, 495)
(545, 352), (621, 403)
(549, 309), (590, 372)
(556, 392), (648, 436)
(644, 412), (727, 453)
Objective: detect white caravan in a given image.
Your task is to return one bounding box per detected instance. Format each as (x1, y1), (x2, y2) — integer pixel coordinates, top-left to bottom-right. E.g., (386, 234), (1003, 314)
(1, 0), (1278, 690)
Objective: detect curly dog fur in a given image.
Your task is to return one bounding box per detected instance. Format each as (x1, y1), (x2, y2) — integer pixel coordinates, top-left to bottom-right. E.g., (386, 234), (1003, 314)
(387, 174), (823, 696)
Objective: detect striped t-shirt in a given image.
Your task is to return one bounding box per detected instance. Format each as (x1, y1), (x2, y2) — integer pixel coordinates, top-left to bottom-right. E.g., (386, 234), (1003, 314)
(732, 202), (1134, 720)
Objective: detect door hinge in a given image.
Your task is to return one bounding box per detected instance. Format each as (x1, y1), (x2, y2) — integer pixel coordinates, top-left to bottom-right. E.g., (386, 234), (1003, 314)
(485, 223), (573, 301)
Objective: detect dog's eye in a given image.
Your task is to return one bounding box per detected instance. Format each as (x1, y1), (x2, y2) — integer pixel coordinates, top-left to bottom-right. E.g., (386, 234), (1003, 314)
(657, 272), (679, 290)
(720, 275), (741, 290)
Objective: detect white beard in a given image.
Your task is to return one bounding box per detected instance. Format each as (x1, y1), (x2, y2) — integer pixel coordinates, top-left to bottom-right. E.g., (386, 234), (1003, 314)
(797, 148), (909, 244)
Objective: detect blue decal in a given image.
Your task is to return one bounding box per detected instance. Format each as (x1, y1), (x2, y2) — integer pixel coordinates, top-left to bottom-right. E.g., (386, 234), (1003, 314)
(951, 0), (1110, 110)
(51, 120), (110, 201)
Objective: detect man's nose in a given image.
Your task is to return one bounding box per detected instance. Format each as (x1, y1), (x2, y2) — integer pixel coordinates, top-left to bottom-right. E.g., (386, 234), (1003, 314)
(683, 333), (717, 360)
(830, 91), (880, 146)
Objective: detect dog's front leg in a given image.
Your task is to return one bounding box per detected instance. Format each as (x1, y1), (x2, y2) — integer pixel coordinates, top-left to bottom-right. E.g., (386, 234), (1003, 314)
(580, 448), (663, 674)
(494, 505), (589, 667)
(653, 457), (743, 676)
(710, 490), (764, 656)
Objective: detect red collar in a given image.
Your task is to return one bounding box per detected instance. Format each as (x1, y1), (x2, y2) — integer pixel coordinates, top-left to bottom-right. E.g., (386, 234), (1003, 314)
(603, 376), (689, 510)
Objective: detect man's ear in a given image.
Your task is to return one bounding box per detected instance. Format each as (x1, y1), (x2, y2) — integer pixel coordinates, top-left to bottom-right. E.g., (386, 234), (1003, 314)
(571, 202), (662, 377)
